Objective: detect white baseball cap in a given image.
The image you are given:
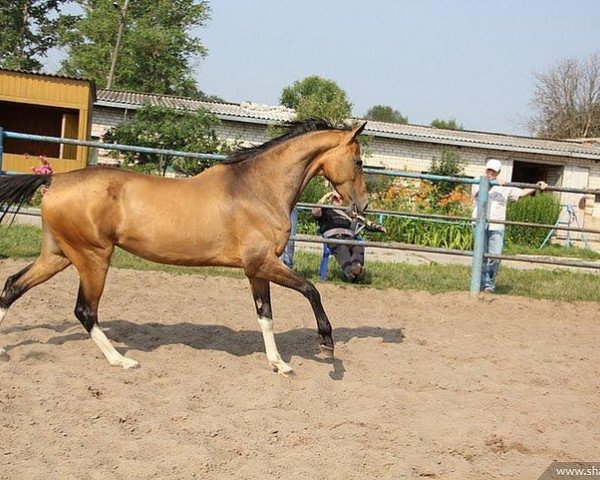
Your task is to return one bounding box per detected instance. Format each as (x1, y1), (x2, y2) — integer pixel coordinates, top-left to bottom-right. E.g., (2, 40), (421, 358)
(485, 159), (502, 173)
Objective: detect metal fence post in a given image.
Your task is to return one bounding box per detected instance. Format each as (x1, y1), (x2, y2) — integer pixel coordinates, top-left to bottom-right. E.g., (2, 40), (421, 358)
(470, 175), (490, 296)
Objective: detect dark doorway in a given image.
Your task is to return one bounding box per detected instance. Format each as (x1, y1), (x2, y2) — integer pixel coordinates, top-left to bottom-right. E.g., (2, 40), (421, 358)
(511, 161), (547, 183)
(0, 101), (78, 158)
(511, 160), (562, 185)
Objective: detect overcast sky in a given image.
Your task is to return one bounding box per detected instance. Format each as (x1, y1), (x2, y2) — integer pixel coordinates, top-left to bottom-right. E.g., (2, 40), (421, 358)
(191, 0), (599, 135)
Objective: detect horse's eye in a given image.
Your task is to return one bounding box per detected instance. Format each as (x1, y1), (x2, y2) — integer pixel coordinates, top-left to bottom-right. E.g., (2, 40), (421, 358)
(355, 159), (363, 168)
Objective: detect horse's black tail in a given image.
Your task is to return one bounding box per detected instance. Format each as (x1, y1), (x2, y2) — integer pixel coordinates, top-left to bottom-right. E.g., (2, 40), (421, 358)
(0, 174), (52, 224)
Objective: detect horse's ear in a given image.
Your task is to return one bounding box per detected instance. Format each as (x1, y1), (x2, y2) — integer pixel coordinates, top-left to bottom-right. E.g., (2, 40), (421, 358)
(346, 122), (367, 144)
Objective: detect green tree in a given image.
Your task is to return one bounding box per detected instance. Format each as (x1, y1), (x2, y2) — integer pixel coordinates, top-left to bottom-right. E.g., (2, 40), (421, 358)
(430, 118), (464, 130)
(364, 105), (408, 124)
(104, 105), (230, 176)
(0, 0), (66, 71)
(428, 149), (466, 206)
(280, 75), (352, 124)
(57, 0), (210, 96)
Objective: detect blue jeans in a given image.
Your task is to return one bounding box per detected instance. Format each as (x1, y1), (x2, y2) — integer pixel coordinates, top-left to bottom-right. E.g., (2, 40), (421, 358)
(482, 229), (504, 292)
(282, 207), (298, 268)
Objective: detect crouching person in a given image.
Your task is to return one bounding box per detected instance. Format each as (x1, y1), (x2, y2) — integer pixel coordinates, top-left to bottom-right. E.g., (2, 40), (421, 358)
(312, 191), (385, 282)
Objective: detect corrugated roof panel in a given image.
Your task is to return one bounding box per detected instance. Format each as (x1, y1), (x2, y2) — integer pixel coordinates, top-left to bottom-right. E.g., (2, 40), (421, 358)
(0, 67), (91, 83)
(95, 89), (600, 159)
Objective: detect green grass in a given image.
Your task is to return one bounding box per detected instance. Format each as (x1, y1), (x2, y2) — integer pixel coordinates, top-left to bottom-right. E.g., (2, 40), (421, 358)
(1, 225), (598, 302)
(292, 252), (599, 302)
(0, 224), (42, 258)
(505, 243), (600, 260)
(111, 248), (246, 279)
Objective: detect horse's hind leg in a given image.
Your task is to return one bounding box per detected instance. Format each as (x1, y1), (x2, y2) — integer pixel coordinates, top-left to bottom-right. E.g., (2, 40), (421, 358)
(68, 247), (139, 369)
(248, 277), (293, 375)
(0, 253), (71, 356)
(1, 227), (71, 313)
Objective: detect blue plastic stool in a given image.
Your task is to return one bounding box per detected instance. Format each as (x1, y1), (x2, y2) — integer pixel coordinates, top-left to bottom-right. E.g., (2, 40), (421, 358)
(317, 221), (366, 281)
(318, 242), (333, 280)
(318, 236), (365, 281)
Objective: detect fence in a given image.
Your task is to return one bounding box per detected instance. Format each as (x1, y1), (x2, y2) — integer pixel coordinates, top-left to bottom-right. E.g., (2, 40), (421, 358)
(1, 128), (599, 296)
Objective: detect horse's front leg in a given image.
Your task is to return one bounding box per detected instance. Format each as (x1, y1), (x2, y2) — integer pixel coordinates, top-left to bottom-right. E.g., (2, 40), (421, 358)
(249, 258), (334, 358)
(248, 277), (294, 375)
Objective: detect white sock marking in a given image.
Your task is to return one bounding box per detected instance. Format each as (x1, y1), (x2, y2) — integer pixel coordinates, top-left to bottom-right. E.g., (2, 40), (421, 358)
(0, 308), (7, 356)
(257, 317), (292, 374)
(90, 325), (138, 369)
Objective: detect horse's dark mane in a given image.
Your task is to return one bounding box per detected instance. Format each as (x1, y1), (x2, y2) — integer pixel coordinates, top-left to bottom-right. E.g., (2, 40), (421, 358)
(222, 117), (351, 164)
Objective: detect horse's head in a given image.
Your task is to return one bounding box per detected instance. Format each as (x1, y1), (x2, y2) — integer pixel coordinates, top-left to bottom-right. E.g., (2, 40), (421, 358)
(318, 122), (369, 213)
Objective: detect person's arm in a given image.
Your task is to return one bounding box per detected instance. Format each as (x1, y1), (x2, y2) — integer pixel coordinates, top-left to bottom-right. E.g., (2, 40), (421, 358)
(318, 192), (334, 203)
(313, 192), (334, 218)
(362, 216), (386, 233)
(515, 181), (548, 199)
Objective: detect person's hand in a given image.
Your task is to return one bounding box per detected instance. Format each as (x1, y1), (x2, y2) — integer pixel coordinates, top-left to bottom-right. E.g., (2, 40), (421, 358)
(536, 181), (548, 191)
(317, 192), (333, 204)
(368, 221), (386, 233)
(495, 179), (506, 186)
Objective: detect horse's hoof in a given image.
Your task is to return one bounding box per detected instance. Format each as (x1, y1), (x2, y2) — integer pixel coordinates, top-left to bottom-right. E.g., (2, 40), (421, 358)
(0, 348), (9, 362)
(319, 344), (335, 359)
(280, 368), (295, 377)
(120, 357), (140, 370)
(272, 362), (294, 376)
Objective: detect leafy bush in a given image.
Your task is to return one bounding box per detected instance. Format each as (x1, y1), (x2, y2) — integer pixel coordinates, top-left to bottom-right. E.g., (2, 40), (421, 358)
(506, 193), (561, 247)
(430, 118), (464, 130)
(296, 175), (562, 252)
(104, 105), (231, 176)
(371, 217), (473, 250)
(364, 105), (408, 124)
(428, 149), (466, 205)
(297, 178), (329, 234)
(366, 176), (474, 249)
(296, 175), (475, 250)
(365, 172), (394, 197)
(280, 75), (352, 124)
(299, 177), (328, 204)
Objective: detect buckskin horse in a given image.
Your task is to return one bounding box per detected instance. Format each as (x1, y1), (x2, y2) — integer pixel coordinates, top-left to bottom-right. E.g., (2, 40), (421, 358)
(0, 119), (368, 375)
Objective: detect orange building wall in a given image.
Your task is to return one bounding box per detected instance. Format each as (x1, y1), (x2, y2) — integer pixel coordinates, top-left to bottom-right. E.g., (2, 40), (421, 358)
(0, 70), (94, 173)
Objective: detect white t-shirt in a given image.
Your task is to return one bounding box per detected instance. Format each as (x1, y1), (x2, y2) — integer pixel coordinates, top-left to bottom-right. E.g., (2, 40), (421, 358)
(472, 185), (525, 231)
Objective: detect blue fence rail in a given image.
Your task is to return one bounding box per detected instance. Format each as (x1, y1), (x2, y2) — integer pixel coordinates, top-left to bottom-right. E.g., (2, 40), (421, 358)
(0, 129), (224, 165)
(1, 128), (599, 296)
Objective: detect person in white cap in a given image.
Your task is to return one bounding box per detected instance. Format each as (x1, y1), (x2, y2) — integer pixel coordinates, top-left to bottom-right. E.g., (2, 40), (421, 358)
(472, 159), (548, 294)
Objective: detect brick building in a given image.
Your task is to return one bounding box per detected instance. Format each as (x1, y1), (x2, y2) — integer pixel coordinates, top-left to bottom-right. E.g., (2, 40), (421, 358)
(92, 90), (600, 241)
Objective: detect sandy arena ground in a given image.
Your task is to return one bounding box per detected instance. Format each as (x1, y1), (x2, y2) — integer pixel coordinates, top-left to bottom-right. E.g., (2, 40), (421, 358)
(0, 259), (598, 480)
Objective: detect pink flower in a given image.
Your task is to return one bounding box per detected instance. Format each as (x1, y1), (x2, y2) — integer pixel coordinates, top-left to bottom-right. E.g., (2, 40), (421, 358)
(31, 156), (54, 175)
